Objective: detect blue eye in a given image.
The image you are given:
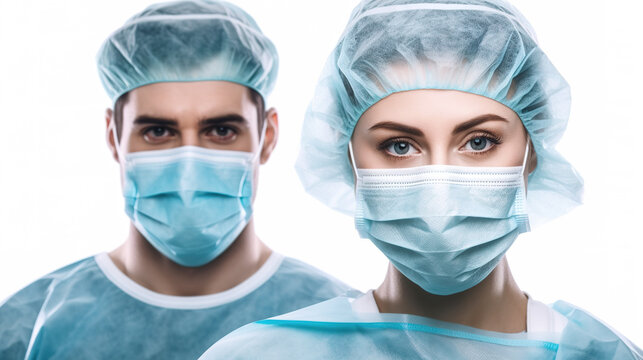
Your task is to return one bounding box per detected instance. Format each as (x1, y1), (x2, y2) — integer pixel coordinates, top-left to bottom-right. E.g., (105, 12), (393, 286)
(470, 137), (487, 150)
(463, 136), (496, 152)
(385, 141), (419, 156)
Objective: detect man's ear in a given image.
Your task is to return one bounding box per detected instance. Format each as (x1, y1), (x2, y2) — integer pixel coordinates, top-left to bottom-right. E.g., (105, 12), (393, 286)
(105, 108), (119, 163)
(259, 108), (279, 165)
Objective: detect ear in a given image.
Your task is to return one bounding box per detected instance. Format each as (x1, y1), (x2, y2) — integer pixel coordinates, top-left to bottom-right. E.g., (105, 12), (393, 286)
(105, 108), (119, 163)
(259, 107), (279, 165)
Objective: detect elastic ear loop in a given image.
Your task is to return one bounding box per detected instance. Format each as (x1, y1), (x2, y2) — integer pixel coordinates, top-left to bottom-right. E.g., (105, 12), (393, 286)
(111, 121), (125, 163)
(348, 140), (360, 182)
(252, 119), (268, 164)
(517, 138), (531, 232)
(520, 138), (530, 176)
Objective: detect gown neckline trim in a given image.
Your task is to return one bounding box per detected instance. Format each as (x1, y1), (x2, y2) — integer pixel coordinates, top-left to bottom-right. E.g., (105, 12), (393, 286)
(94, 251), (285, 309)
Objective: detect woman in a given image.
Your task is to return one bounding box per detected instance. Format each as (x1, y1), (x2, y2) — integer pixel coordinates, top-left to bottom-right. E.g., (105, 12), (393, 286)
(200, 0), (642, 358)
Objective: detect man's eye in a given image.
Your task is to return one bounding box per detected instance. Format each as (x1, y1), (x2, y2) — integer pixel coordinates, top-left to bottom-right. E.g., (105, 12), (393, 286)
(143, 127), (173, 141)
(213, 127), (232, 137)
(385, 141), (419, 156)
(206, 126), (238, 143)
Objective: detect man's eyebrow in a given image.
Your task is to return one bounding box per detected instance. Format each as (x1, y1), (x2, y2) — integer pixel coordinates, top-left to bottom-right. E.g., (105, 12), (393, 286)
(199, 114), (250, 127)
(133, 116), (178, 126)
(368, 121), (424, 137)
(452, 114), (509, 134)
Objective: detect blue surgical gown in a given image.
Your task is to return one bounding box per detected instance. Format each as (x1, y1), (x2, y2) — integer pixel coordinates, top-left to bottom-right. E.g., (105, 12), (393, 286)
(200, 292), (642, 359)
(0, 252), (350, 360)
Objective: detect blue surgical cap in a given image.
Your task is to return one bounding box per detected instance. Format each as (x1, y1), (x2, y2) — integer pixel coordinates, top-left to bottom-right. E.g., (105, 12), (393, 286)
(97, 0), (278, 104)
(296, 0), (583, 226)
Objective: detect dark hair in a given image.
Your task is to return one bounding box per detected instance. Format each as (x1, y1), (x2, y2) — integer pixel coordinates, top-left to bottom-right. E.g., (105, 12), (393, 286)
(112, 86), (265, 140)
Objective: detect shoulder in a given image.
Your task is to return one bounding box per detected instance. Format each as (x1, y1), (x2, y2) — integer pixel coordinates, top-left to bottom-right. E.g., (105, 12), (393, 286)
(553, 301), (643, 359)
(1, 256), (96, 309)
(0, 256), (97, 358)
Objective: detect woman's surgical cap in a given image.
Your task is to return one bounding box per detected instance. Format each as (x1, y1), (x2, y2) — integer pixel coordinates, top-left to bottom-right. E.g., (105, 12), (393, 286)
(96, 0), (278, 103)
(295, 0), (583, 226)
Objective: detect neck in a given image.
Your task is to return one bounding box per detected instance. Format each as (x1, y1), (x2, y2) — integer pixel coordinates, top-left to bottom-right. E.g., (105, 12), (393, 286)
(108, 219), (272, 296)
(374, 257), (527, 333)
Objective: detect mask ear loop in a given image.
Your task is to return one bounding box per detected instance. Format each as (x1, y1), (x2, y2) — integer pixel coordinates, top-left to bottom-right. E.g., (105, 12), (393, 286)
(517, 138), (531, 232)
(252, 118), (268, 164)
(348, 140), (361, 182)
(111, 120), (125, 163)
(520, 138), (530, 177)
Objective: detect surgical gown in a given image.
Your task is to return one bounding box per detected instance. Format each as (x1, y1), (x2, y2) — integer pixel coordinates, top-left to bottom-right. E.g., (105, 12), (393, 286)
(200, 292), (642, 360)
(0, 252), (350, 359)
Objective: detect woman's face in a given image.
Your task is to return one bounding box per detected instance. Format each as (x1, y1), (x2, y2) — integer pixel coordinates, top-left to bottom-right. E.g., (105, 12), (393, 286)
(351, 90), (533, 171)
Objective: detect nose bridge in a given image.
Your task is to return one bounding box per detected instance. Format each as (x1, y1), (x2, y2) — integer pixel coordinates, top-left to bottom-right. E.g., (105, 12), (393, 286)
(427, 141), (450, 166)
(180, 128), (200, 147)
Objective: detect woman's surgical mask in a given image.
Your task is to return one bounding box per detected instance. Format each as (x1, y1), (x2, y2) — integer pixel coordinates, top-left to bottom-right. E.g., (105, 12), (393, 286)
(350, 141), (530, 295)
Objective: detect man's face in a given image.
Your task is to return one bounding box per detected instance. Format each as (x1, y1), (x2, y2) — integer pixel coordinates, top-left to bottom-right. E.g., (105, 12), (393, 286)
(106, 80), (278, 200)
(118, 81), (261, 154)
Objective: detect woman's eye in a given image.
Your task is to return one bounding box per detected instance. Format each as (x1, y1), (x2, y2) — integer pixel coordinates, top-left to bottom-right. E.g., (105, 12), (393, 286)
(463, 136), (494, 152)
(385, 141), (419, 156)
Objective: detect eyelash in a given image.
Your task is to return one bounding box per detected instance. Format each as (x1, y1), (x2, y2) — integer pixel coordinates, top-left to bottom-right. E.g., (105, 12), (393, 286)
(377, 137), (420, 160)
(375, 132), (503, 159)
(462, 131), (503, 156)
(141, 126), (175, 137)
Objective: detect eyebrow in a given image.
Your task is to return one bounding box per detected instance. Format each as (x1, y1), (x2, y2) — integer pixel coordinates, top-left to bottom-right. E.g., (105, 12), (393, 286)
(368, 121), (424, 136)
(452, 114), (509, 135)
(199, 114), (250, 128)
(132, 114), (250, 128)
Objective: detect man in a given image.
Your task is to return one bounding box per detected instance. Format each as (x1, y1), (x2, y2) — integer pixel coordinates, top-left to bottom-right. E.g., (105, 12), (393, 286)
(0, 1), (349, 359)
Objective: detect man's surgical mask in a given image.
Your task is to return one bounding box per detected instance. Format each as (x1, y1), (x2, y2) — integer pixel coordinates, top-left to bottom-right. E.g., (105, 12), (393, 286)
(114, 125), (264, 267)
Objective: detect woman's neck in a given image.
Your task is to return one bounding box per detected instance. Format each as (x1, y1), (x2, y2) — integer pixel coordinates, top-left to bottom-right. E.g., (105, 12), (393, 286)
(373, 257), (527, 333)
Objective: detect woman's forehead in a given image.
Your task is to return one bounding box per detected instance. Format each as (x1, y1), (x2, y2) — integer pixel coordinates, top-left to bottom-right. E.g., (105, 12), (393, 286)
(358, 89), (521, 130)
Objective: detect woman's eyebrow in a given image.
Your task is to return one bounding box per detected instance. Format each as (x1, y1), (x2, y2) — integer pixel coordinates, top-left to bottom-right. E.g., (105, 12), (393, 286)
(452, 114), (508, 134)
(368, 121), (424, 136)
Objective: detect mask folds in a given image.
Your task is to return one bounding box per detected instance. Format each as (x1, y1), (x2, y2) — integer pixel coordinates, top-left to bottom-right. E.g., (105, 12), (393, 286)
(122, 146), (257, 267)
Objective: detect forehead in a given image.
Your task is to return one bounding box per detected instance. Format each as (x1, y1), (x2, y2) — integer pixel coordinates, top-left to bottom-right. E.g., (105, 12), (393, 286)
(359, 89), (520, 129)
(123, 81), (257, 123)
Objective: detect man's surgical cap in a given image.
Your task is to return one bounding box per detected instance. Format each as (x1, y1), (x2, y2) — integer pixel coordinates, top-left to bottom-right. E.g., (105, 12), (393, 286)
(97, 0), (278, 103)
(295, 0), (584, 226)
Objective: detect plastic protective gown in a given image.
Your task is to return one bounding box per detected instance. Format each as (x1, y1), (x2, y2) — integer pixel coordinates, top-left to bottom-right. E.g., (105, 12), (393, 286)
(199, 293), (642, 359)
(0, 253), (350, 359)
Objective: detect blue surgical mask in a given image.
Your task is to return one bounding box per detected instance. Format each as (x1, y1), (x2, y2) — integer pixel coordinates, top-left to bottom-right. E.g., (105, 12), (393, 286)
(120, 145), (259, 267)
(111, 119), (266, 268)
(351, 143), (530, 295)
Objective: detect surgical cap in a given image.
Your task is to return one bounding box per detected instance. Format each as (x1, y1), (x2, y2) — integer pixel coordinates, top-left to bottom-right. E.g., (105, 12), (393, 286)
(296, 0), (583, 226)
(97, 0), (278, 103)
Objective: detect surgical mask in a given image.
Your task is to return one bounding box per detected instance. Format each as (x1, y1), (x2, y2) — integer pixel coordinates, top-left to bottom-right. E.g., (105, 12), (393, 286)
(350, 142), (530, 295)
(113, 126), (264, 267)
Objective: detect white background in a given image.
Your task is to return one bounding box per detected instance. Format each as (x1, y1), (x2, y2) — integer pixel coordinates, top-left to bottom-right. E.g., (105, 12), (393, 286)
(0, 0), (641, 345)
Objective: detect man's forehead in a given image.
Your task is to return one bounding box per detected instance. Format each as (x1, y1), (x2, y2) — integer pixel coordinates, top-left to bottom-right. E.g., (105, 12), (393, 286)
(122, 81), (258, 125)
